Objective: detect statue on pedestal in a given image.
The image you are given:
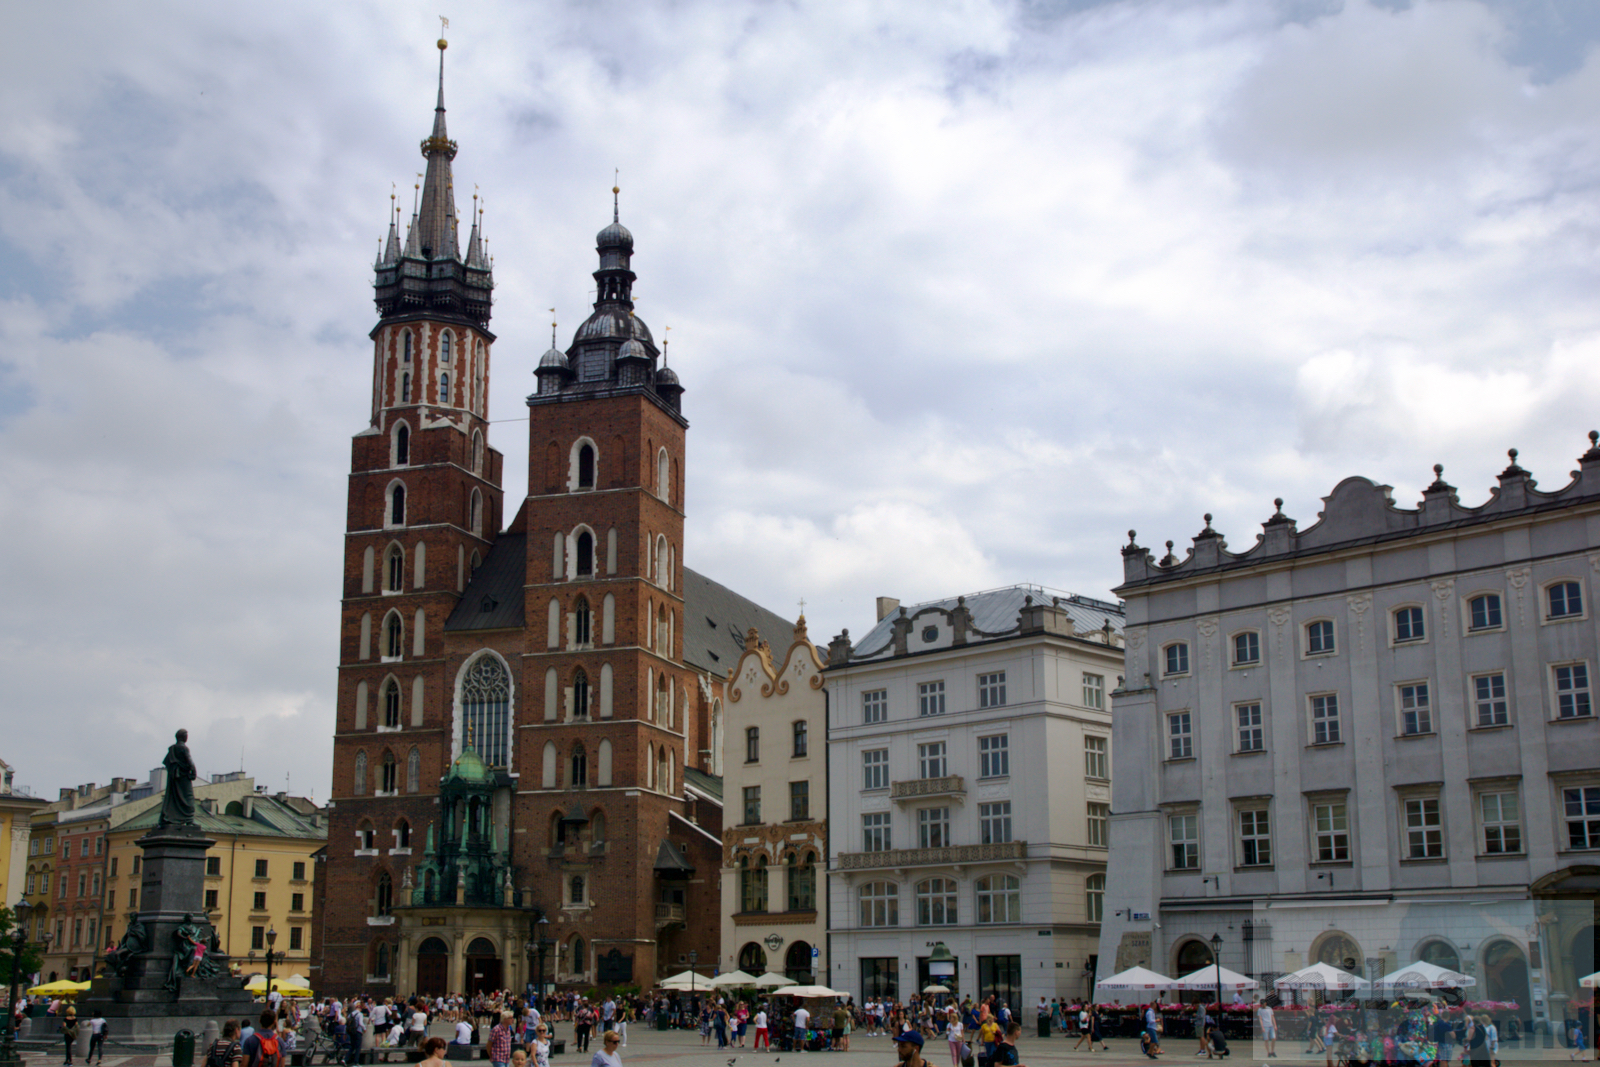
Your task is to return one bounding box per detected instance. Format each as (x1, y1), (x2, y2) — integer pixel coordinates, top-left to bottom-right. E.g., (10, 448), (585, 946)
(158, 729), (198, 830)
(103, 918), (149, 977)
(165, 914), (225, 992)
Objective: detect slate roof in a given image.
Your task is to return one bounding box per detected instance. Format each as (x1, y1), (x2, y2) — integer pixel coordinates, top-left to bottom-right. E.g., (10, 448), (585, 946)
(683, 765), (723, 803)
(681, 566), (797, 675)
(118, 795), (326, 841)
(851, 583), (1124, 658)
(445, 532), (527, 632)
(654, 838), (695, 874)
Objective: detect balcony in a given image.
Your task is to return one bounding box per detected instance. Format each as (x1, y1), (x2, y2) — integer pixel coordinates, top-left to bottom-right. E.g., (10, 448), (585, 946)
(654, 902), (685, 930)
(835, 840), (1026, 871)
(890, 775), (966, 804)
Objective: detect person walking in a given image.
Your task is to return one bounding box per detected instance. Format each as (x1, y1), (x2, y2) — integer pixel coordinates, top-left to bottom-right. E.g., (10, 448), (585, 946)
(87, 1007), (107, 1066)
(531, 1024), (551, 1067)
(1091, 1005), (1110, 1052)
(943, 1008), (964, 1067)
(753, 1006), (770, 1051)
(489, 1011), (514, 1067)
(60, 1007), (79, 1067)
(590, 1030), (623, 1067)
(1255, 999), (1277, 1059)
(207, 1020), (245, 1067)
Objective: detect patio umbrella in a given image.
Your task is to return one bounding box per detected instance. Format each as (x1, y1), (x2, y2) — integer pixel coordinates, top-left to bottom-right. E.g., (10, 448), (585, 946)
(1375, 961), (1474, 991)
(1580, 971), (1600, 989)
(710, 970), (758, 988)
(27, 980), (86, 995)
(1275, 963), (1370, 991)
(923, 985), (951, 995)
(782, 985), (844, 998)
(754, 972), (796, 988)
(1172, 964), (1259, 990)
(1093, 965), (1178, 991)
(657, 970), (714, 990)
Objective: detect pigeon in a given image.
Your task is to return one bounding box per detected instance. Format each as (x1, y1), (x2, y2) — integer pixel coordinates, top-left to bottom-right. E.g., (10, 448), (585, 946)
(729, 1059), (739, 1067)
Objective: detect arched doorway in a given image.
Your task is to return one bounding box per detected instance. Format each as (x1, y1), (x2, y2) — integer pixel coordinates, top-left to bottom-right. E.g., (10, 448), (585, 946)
(466, 936), (501, 995)
(1481, 940), (1531, 1022)
(1312, 931), (1363, 972)
(1417, 939), (1461, 971)
(1173, 939), (1214, 1004)
(785, 940), (814, 983)
(739, 943), (768, 974)
(416, 936), (449, 995)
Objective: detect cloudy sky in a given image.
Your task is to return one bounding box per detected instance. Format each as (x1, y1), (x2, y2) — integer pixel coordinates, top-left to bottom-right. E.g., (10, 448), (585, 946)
(4, 0), (1599, 799)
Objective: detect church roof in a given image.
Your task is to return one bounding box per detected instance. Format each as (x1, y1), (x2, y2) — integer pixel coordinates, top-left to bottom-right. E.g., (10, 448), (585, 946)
(444, 746), (491, 785)
(680, 567), (797, 675)
(683, 765), (723, 803)
(444, 532), (527, 632)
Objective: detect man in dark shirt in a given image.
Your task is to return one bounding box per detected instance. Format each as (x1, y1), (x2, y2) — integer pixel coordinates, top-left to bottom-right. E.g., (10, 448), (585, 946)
(895, 1029), (927, 1067)
(993, 1023), (1022, 1067)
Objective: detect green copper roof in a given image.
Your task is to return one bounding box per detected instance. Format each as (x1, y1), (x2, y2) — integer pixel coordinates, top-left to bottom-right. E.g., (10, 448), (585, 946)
(444, 746), (491, 784)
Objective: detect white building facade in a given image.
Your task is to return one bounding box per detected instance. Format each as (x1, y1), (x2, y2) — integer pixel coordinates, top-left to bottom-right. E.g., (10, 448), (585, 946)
(824, 586), (1124, 1009)
(1096, 439), (1600, 1032)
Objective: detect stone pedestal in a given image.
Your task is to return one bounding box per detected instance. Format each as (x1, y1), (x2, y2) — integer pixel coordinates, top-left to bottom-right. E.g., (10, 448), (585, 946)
(79, 828), (255, 1040)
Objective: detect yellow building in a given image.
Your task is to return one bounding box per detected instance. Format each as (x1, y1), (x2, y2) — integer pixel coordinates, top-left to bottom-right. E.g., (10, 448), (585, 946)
(0, 760), (48, 926)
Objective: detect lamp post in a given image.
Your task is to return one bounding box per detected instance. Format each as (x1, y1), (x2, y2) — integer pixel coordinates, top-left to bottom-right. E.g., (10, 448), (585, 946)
(264, 928), (279, 1000)
(537, 917), (550, 1007)
(0, 899), (36, 1067)
(1209, 933), (1223, 1033)
(689, 950), (698, 1006)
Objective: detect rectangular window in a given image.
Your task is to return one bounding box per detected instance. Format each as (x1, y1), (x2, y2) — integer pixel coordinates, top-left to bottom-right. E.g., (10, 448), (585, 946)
(792, 720), (808, 758)
(81, 839), (89, 858)
(1165, 643), (1189, 676)
(1474, 673), (1509, 726)
(1394, 606), (1425, 642)
(789, 780), (810, 821)
(1555, 663), (1592, 718)
(1306, 619), (1335, 655)
(253, 891), (267, 910)
(1168, 711), (1193, 759)
(1236, 703), (1264, 752)
(1168, 813), (1198, 870)
(1548, 580), (1584, 619)
(1233, 632), (1260, 665)
(289, 927), (304, 951)
(742, 786), (761, 825)
(1238, 809), (1272, 866)
(206, 856), (221, 876)
(978, 734), (1010, 778)
(860, 957), (899, 1003)
(979, 801), (1012, 844)
(254, 858), (269, 878)
(862, 689), (888, 724)
(1469, 594), (1503, 631)
(862, 749), (889, 791)
(918, 681), (946, 717)
(1083, 673), (1104, 709)
(1084, 736), (1108, 779)
(1564, 786), (1600, 850)
(1087, 803), (1109, 847)
(1405, 797), (1444, 859)
(918, 741), (947, 779)
(1400, 682), (1432, 735)
(1311, 693), (1341, 743)
(291, 892), (305, 912)
(77, 874), (86, 896)
(745, 726), (760, 762)
(109, 857), (117, 877)
(292, 861), (307, 881)
(1479, 792), (1522, 854)
(251, 926), (265, 951)
(1313, 802), (1350, 862)
(862, 812), (892, 852)
(128, 888), (136, 908)
(978, 672), (1006, 709)
(204, 888), (218, 909)
(918, 807), (950, 849)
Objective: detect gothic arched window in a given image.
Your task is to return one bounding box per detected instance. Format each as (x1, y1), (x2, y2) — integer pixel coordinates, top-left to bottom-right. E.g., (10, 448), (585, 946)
(577, 443), (595, 489)
(375, 871), (393, 916)
(396, 819), (411, 848)
(384, 680), (402, 728)
(395, 424), (409, 466)
(384, 613), (403, 659)
(439, 372), (450, 405)
(575, 530), (594, 577)
(570, 745), (588, 788)
(353, 752), (367, 796)
(389, 483), (406, 526)
(441, 331), (453, 363)
(574, 597), (592, 646)
(402, 331), (412, 363)
(460, 655), (511, 768)
(406, 747), (420, 793)
(570, 875), (585, 905)
(573, 669), (590, 719)
(386, 546), (404, 593)
(380, 751), (397, 793)
(401, 372), (411, 403)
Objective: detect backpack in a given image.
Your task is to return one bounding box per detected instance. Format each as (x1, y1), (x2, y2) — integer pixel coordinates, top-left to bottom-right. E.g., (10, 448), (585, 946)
(206, 1039), (241, 1067)
(250, 1031), (282, 1067)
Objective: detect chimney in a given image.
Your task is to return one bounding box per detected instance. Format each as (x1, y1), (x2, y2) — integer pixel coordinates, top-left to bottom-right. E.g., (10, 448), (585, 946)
(875, 597), (900, 621)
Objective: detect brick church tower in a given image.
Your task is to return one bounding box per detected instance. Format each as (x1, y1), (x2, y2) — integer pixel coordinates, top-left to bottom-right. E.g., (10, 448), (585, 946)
(317, 40), (783, 997)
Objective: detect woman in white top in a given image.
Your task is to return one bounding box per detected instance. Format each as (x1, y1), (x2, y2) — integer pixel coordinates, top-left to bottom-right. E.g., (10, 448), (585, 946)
(532, 1024), (552, 1067)
(590, 1030), (623, 1067)
(409, 1006), (430, 1046)
(945, 1009), (965, 1067)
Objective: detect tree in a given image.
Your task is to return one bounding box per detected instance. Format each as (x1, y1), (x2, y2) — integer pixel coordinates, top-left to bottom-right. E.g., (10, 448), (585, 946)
(0, 906), (44, 986)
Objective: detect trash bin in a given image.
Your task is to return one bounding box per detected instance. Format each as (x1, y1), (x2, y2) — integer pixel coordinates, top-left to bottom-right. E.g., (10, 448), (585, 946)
(174, 1028), (197, 1067)
(656, 1013), (670, 1031)
(1038, 1014), (1051, 1038)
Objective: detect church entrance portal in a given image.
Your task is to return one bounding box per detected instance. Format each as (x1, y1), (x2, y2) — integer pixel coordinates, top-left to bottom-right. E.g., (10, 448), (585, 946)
(466, 937), (502, 995)
(417, 937), (450, 996)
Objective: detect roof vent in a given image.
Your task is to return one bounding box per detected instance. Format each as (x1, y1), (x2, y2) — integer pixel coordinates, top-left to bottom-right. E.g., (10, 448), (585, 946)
(481, 596), (498, 613)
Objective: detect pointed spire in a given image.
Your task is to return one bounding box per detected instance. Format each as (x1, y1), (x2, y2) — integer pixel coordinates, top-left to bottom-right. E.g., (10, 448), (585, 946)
(379, 189), (401, 266)
(414, 36), (460, 261)
(465, 191), (488, 270)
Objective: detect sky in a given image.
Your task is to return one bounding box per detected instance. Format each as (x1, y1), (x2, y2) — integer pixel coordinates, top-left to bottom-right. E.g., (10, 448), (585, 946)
(3, 0), (1599, 800)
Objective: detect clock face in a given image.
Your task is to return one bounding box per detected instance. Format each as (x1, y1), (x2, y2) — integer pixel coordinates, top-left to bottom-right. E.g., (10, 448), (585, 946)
(922, 626), (938, 643)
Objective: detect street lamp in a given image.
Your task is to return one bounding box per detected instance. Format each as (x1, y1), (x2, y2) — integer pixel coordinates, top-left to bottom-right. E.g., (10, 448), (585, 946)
(537, 917), (550, 1006)
(0, 899), (36, 1067)
(1209, 933), (1224, 1031)
(689, 950), (698, 1004)
(264, 928), (280, 1000)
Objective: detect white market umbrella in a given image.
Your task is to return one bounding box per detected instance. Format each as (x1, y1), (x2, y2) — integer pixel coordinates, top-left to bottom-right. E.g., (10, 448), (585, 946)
(754, 972), (796, 988)
(658, 970), (715, 990)
(923, 984), (951, 995)
(1093, 965), (1178, 991)
(1376, 961), (1474, 991)
(783, 984), (844, 998)
(1275, 962), (1370, 991)
(710, 970), (759, 988)
(1173, 964), (1259, 991)
(1580, 971), (1600, 989)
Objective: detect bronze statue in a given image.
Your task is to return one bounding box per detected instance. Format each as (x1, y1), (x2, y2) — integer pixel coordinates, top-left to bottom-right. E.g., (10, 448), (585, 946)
(158, 729), (198, 829)
(165, 913), (225, 992)
(103, 917), (149, 977)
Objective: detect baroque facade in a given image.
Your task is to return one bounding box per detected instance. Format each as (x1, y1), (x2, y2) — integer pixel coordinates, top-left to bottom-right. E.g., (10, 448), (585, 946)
(719, 620), (828, 982)
(1096, 438), (1600, 1030)
(823, 586), (1123, 1007)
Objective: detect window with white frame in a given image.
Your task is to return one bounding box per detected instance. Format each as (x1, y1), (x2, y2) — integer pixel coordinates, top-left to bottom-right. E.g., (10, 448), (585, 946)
(1478, 791), (1522, 854)
(1238, 808), (1271, 866)
(975, 874), (1021, 924)
(918, 741), (947, 779)
(915, 878), (958, 925)
(862, 812), (891, 852)
(1312, 801), (1350, 862)
(978, 672), (1006, 709)
(1553, 663), (1592, 719)
(917, 807), (950, 849)
(862, 689), (888, 723)
(1399, 682), (1432, 735)
(1168, 711), (1193, 759)
(978, 734), (1009, 778)
(1084, 736), (1108, 779)
(742, 786), (760, 825)
(859, 881), (899, 926)
(1468, 593), (1503, 631)
(1311, 693), (1341, 744)
(1164, 642), (1189, 676)
(1083, 672), (1104, 709)
(1404, 796), (1444, 859)
(1394, 606), (1425, 643)
(1236, 703), (1264, 752)
(978, 801), (1012, 844)
(1168, 813), (1198, 870)
(917, 681), (945, 717)
(1086, 873), (1105, 922)
(745, 726), (760, 763)
(1473, 673), (1509, 726)
(1306, 619), (1336, 656)
(1087, 803), (1109, 847)
(1233, 631), (1260, 665)
(1546, 580), (1584, 620)
(1563, 786), (1600, 850)
(862, 749), (888, 791)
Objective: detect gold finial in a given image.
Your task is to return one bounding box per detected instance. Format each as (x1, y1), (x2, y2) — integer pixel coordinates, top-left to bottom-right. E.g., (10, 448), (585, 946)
(612, 169), (620, 222)
(438, 15), (449, 49)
